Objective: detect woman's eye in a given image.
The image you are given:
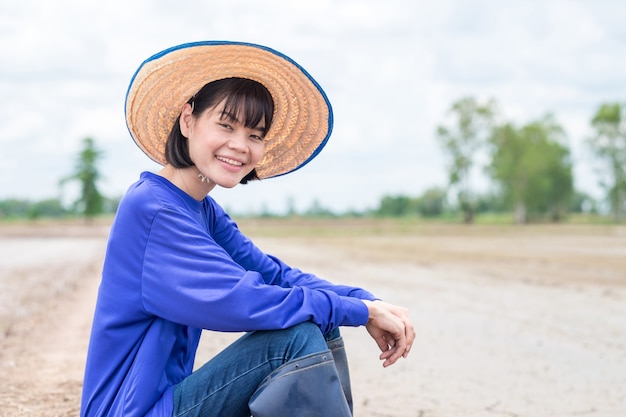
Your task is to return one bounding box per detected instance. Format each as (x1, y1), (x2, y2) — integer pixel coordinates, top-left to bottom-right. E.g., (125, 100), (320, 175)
(219, 123), (233, 130)
(250, 135), (264, 141)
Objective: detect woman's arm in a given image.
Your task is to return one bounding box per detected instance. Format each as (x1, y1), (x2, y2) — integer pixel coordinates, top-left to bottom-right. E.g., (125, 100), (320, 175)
(140, 207), (369, 334)
(208, 201), (378, 300)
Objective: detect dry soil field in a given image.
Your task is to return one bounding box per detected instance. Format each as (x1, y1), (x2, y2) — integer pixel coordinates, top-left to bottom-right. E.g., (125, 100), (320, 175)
(0, 219), (625, 416)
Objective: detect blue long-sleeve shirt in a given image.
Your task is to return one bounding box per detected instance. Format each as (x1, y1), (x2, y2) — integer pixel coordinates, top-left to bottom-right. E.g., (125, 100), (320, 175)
(80, 172), (375, 417)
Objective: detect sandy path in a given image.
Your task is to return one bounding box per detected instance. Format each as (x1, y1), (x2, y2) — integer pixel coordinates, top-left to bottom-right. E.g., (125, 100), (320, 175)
(0, 231), (106, 417)
(1, 223), (625, 416)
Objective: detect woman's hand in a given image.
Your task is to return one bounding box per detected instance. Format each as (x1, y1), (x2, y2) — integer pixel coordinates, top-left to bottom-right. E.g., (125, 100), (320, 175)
(362, 300), (415, 367)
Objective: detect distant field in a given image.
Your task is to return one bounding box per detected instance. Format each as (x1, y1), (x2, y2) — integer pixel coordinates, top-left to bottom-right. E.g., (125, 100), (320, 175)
(2, 217), (625, 287)
(234, 218), (626, 287)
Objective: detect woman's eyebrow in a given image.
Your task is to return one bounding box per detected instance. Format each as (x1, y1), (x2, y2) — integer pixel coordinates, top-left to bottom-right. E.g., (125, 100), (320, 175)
(220, 110), (241, 123)
(220, 110), (267, 135)
(255, 125), (268, 136)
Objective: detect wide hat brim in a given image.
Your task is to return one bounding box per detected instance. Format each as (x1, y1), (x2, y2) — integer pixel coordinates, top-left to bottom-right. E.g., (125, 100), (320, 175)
(125, 41), (333, 179)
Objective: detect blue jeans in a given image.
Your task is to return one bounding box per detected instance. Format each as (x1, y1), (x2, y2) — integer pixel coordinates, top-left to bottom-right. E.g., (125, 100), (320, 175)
(172, 322), (339, 417)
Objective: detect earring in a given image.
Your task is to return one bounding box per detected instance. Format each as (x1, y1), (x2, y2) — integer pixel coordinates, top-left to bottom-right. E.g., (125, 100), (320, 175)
(197, 172), (211, 183)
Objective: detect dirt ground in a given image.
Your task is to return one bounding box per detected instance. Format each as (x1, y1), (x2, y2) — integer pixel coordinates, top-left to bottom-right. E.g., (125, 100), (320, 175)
(0, 220), (625, 416)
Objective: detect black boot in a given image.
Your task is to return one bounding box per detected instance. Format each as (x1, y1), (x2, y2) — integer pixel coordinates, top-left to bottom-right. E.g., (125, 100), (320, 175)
(327, 336), (354, 415)
(248, 350), (352, 417)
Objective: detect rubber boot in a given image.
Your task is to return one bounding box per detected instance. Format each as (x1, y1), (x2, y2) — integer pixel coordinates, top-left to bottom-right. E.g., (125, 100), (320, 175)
(248, 350), (352, 417)
(327, 336), (354, 415)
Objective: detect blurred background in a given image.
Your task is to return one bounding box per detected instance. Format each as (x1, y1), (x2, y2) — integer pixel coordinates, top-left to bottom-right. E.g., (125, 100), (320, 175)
(1, 0), (625, 222)
(2, 3), (626, 415)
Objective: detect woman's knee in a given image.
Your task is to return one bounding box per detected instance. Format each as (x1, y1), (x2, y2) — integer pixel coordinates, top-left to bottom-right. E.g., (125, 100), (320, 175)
(270, 322), (328, 360)
(292, 321), (326, 341)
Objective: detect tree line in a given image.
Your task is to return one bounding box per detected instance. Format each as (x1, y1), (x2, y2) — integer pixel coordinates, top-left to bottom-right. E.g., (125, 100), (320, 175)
(0, 138), (114, 221)
(1, 99), (624, 224)
(432, 97), (625, 223)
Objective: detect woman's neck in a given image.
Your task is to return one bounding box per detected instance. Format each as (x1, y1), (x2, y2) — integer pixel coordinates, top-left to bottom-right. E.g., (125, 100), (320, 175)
(158, 165), (215, 201)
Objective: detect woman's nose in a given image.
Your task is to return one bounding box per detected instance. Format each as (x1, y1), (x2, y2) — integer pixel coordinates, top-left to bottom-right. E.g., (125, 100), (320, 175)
(227, 132), (248, 152)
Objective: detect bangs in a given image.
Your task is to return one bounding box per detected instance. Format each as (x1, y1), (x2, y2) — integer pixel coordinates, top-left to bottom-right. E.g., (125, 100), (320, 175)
(217, 79), (274, 135)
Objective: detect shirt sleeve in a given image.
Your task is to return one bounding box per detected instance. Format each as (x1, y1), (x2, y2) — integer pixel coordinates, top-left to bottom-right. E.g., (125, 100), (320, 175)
(140, 206), (369, 334)
(208, 200), (379, 301)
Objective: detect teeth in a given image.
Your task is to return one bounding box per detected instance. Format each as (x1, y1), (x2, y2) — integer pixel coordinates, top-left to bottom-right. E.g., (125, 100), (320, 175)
(217, 156), (243, 166)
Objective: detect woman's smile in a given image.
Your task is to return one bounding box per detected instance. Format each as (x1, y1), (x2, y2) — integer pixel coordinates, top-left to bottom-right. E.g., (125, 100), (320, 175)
(215, 155), (245, 171)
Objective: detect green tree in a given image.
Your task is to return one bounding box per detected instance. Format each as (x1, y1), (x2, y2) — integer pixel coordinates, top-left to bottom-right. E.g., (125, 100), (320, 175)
(30, 198), (69, 219)
(286, 196), (297, 217)
(588, 102), (626, 222)
(415, 187), (446, 217)
(487, 115), (573, 223)
(376, 195), (417, 217)
(473, 192), (507, 214)
(436, 96), (497, 223)
(0, 199), (31, 218)
(569, 191), (596, 214)
(304, 199), (335, 218)
(61, 137), (104, 222)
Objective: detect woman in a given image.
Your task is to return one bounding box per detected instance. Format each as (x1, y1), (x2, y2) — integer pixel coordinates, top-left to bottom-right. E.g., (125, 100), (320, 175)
(81, 41), (415, 417)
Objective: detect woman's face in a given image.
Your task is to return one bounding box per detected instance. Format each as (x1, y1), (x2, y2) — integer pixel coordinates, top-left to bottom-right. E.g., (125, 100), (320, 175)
(180, 101), (267, 188)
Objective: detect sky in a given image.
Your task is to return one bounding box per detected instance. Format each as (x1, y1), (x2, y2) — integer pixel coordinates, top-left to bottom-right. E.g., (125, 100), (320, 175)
(1, 0), (625, 215)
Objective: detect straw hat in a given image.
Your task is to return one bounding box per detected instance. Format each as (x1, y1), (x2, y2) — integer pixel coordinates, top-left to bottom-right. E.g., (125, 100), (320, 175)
(125, 41), (333, 179)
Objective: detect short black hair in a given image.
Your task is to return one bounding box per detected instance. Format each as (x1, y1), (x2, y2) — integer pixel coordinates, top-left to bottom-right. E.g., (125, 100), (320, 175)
(165, 77), (274, 184)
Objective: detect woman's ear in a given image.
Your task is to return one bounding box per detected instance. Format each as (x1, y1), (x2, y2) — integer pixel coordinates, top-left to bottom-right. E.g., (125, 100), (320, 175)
(179, 103), (194, 138)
